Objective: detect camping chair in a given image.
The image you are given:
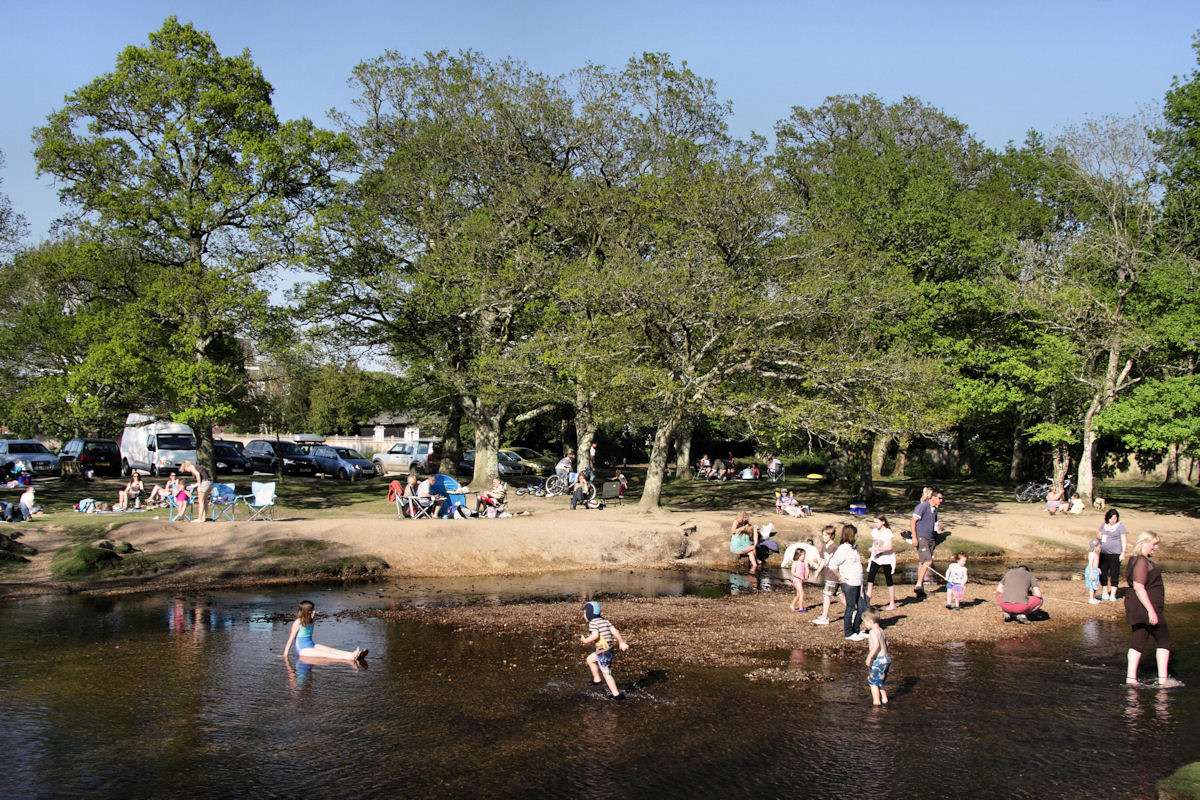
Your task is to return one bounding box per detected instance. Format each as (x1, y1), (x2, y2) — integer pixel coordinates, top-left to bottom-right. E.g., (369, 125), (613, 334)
(238, 481), (276, 521)
(210, 483), (238, 522)
(166, 488), (194, 522)
(394, 494), (426, 519)
(601, 480), (622, 506)
(407, 496), (437, 520)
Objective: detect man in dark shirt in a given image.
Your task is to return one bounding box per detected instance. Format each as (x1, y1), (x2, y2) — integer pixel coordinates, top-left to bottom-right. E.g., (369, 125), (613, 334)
(910, 489), (943, 599)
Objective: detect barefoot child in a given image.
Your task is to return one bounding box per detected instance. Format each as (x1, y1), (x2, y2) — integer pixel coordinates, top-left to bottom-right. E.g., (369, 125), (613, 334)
(811, 526), (840, 626)
(783, 541), (817, 613)
(863, 609), (890, 705)
(945, 552), (968, 610)
(282, 600), (367, 662)
(1085, 537), (1101, 604)
(581, 601), (629, 699)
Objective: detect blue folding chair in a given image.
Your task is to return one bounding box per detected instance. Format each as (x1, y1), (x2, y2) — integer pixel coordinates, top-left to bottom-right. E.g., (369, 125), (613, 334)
(210, 483), (237, 521)
(238, 481), (276, 521)
(166, 489), (194, 522)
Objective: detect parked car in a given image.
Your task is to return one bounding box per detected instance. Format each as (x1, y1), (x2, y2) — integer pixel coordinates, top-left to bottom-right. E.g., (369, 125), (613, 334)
(309, 445), (375, 480)
(119, 415), (196, 476)
(457, 449), (529, 478)
(505, 447), (554, 476)
(213, 441), (251, 476)
(58, 438), (122, 477)
(242, 439), (316, 476)
(0, 439), (62, 478)
(372, 438), (443, 476)
(216, 439), (244, 455)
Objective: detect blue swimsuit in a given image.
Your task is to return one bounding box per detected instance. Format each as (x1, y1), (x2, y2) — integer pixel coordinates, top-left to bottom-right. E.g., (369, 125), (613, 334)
(295, 623), (314, 654)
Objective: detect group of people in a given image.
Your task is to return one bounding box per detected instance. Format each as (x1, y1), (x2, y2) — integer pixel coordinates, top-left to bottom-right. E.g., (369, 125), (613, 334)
(765, 486), (1181, 700)
(1046, 485), (1085, 515)
(112, 462), (212, 522)
(0, 485), (41, 522)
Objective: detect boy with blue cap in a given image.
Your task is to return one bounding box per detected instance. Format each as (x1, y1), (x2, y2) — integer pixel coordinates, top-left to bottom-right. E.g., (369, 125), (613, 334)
(581, 601), (630, 700)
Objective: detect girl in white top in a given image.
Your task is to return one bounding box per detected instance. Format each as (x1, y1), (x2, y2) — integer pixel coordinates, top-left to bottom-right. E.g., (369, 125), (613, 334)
(865, 515), (897, 610)
(944, 552), (968, 610)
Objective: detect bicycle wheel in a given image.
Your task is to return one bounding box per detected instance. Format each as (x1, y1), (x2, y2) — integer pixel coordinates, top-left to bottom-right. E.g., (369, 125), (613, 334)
(546, 475), (566, 496)
(515, 487), (528, 496)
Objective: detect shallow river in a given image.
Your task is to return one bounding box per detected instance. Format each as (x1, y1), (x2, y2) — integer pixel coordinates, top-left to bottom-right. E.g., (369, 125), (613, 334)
(0, 569), (1195, 799)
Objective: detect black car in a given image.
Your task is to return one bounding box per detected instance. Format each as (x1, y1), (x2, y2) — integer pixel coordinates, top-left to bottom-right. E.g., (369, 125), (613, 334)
(213, 441), (251, 476)
(58, 438), (122, 477)
(243, 439), (316, 476)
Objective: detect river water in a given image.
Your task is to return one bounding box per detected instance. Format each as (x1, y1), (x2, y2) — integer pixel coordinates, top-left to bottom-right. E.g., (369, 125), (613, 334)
(0, 569), (1195, 799)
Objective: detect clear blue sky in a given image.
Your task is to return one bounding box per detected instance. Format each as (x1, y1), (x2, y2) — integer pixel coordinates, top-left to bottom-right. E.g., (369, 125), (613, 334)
(3, 0), (1198, 242)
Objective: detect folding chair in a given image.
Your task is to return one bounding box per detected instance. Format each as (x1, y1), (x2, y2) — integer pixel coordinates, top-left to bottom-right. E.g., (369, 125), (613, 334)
(601, 480), (622, 506)
(166, 489), (194, 522)
(238, 481), (276, 521)
(210, 483), (237, 521)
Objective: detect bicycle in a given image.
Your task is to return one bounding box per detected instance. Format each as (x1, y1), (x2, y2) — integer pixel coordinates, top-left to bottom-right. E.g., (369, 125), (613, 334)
(1015, 476), (1072, 503)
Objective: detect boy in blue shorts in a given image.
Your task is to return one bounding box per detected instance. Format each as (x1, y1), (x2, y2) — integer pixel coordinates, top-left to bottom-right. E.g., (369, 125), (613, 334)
(863, 609), (890, 705)
(581, 601), (629, 700)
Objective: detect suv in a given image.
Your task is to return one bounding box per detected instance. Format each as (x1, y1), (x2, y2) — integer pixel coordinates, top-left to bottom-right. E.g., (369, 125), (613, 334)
(0, 439), (62, 478)
(58, 438), (122, 477)
(243, 439), (316, 476)
(372, 438), (442, 476)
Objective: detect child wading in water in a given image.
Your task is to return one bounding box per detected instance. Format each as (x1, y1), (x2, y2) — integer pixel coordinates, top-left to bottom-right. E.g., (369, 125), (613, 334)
(1085, 537), (1102, 604)
(282, 600), (367, 662)
(863, 609), (890, 705)
(581, 601), (629, 700)
(944, 552), (968, 610)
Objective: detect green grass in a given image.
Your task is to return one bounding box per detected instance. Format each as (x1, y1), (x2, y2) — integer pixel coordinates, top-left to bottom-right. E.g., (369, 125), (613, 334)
(49, 541), (192, 580)
(1159, 761), (1200, 800)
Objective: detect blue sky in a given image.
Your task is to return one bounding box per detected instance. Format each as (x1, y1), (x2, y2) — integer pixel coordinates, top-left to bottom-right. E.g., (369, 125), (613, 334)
(2, 0), (1198, 242)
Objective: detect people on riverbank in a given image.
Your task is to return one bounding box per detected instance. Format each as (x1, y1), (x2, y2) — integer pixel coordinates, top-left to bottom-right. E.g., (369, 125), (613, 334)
(1124, 531), (1183, 688)
(282, 600), (366, 662)
(116, 471), (143, 510)
(997, 564), (1043, 623)
(581, 600), (629, 700)
(811, 525), (840, 626)
(1085, 538), (1102, 604)
(730, 511), (761, 572)
(179, 461), (212, 524)
(1098, 509), (1127, 602)
(863, 609), (890, 705)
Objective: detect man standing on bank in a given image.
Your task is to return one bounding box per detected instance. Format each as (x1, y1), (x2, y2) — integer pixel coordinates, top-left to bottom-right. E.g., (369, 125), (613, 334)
(911, 489), (943, 599)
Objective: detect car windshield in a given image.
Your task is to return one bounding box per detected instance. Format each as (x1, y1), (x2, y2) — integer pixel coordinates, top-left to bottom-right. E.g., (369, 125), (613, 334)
(276, 442), (306, 457)
(337, 448), (365, 460)
(499, 451), (522, 462)
(9, 442), (51, 454)
(158, 434), (195, 450)
(510, 448), (544, 460)
(214, 444), (239, 457)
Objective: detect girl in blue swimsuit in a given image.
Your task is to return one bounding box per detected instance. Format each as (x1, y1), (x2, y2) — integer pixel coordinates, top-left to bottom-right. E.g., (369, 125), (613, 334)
(282, 600), (367, 662)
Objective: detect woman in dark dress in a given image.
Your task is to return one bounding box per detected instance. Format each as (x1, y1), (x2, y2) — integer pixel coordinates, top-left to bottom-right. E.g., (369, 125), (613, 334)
(1124, 531), (1183, 687)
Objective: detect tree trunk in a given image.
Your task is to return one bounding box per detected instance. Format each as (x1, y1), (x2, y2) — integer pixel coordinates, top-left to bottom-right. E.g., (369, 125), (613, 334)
(674, 425), (693, 481)
(1164, 442), (1183, 485)
(1077, 348), (1132, 504)
(560, 416), (576, 461)
(893, 434), (911, 478)
(857, 434), (876, 502)
(870, 434), (888, 478)
(439, 399), (464, 477)
(639, 416), (681, 509)
(1051, 445), (1070, 489)
(469, 405), (504, 489)
(194, 421), (215, 479)
(1010, 415), (1026, 483)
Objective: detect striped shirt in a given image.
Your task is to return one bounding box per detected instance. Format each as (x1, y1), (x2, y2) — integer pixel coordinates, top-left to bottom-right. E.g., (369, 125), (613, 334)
(589, 617), (616, 652)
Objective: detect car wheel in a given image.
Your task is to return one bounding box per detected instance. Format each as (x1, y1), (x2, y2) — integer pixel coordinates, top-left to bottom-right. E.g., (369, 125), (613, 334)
(338, 468), (349, 481)
(121, 460), (131, 478)
(374, 461), (385, 477)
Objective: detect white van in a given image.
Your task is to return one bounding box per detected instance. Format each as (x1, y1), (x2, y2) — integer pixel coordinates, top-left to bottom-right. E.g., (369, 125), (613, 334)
(119, 413), (197, 476)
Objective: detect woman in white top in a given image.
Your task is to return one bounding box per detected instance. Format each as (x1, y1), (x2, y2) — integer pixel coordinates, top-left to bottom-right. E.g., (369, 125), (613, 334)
(827, 524), (869, 641)
(865, 515), (897, 610)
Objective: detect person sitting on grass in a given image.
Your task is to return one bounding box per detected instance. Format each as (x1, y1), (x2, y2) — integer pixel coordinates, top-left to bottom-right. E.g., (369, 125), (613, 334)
(116, 470), (144, 510)
(476, 477), (508, 514)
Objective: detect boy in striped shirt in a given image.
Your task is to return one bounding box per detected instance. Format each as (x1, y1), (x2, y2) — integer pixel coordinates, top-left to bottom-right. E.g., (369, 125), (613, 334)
(581, 601), (630, 700)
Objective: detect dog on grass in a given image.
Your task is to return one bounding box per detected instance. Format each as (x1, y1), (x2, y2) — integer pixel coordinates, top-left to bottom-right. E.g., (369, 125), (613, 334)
(1093, 496), (1106, 511)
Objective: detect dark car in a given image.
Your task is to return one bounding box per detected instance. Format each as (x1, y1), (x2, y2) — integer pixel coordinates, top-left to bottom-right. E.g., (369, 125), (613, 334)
(58, 438), (122, 477)
(243, 439), (316, 476)
(457, 449), (529, 478)
(213, 441), (251, 476)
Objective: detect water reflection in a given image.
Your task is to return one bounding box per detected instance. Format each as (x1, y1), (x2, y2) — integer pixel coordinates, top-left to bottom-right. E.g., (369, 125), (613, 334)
(0, 587), (1194, 799)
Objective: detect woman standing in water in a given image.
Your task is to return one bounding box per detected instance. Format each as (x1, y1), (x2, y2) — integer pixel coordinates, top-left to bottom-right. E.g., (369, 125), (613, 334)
(1124, 532), (1183, 688)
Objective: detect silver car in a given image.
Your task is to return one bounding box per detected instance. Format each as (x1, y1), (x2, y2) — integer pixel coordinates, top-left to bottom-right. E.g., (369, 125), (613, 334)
(0, 440), (62, 477)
